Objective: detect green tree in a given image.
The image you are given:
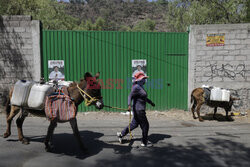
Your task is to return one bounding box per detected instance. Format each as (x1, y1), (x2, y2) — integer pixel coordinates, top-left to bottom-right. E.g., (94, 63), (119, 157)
(69, 0), (85, 4)
(85, 20), (94, 30)
(132, 18), (156, 32)
(93, 17), (105, 30)
(119, 25), (132, 31)
(73, 17), (106, 31)
(0, 0), (9, 15)
(166, 0), (248, 32)
(156, 0), (168, 5)
(245, 0), (250, 22)
(64, 0), (167, 31)
(0, 0), (79, 30)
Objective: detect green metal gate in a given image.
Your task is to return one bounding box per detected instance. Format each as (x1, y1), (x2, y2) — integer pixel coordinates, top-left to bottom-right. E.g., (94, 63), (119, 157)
(42, 31), (188, 112)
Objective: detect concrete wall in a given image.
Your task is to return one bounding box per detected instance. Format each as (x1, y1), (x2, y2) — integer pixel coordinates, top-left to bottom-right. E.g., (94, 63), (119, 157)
(189, 24), (250, 112)
(0, 15), (41, 111)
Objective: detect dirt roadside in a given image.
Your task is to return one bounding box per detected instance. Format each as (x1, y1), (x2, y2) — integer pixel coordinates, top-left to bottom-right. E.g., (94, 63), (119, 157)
(0, 108), (249, 123)
(76, 109), (250, 123)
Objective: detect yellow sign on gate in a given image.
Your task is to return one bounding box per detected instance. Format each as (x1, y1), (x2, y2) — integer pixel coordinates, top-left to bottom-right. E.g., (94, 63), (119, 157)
(206, 33), (225, 46)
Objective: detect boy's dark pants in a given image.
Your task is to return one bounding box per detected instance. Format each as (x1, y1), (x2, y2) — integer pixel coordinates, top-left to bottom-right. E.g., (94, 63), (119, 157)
(121, 110), (149, 144)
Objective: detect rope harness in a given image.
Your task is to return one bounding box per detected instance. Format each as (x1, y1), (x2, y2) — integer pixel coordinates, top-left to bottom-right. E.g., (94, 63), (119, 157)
(76, 84), (98, 106)
(104, 105), (133, 140)
(128, 110), (132, 140)
(76, 84), (133, 140)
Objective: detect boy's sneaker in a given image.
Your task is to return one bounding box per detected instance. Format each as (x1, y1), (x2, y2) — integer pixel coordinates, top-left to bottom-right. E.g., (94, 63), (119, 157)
(117, 132), (123, 144)
(141, 141), (153, 147)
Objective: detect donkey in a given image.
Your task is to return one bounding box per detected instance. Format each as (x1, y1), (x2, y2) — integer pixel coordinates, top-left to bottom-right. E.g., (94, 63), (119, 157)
(3, 72), (104, 152)
(190, 88), (238, 122)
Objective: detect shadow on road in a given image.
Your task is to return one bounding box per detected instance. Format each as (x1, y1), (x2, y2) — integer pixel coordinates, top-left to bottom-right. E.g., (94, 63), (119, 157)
(26, 130), (129, 159)
(119, 133), (172, 149)
(202, 113), (234, 122)
(4, 130), (250, 166)
(18, 131), (167, 159)
(94, 138), (250, 167)
(148, 133), (172, 144)
(6, 131), (172, 160)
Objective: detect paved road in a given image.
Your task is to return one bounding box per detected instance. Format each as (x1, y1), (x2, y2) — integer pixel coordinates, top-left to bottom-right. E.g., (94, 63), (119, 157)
(0, 113), (250, 167)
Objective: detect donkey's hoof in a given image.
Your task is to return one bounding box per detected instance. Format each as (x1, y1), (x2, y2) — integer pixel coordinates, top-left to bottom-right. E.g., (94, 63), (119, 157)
(45, 145), (54, 152)
(3, 132), (11, 138)
(45, 143), (55, 152)
(21, 138), (30, 145)
(45, 146), (51, 152)
(193, 116), (197, 119)
(199, 118), (204, 122)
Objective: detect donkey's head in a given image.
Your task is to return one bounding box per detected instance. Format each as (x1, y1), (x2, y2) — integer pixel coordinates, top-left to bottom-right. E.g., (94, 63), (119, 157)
(81, 72), (104, 110)
(227, 96), (240, 111)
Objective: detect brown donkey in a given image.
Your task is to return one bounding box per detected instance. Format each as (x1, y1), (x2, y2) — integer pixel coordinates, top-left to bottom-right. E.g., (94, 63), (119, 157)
(190, 88), (238, 122)
(4, 72), (103, 152)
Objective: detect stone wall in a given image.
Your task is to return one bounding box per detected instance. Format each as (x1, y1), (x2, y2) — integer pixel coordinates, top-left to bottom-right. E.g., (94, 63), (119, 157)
(189, 24), (250, 112)
(0, 15), (41, 112)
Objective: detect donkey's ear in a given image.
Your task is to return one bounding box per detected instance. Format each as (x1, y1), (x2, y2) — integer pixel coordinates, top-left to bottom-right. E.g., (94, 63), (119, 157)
(84, 72), (92, 80)
(95, 72), (100, 79)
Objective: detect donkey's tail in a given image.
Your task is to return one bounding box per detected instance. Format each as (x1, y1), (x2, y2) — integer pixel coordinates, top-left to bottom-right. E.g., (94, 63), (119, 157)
(190, 94), (194, 104)
(5, 95), (11, 116)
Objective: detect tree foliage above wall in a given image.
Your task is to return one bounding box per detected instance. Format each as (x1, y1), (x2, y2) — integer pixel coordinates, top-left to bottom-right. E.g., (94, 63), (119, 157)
(0, 0), (78, 30)
(0, 0), (249, 31)
(245, 0), (250, 22)
(166, 0), (248, 32)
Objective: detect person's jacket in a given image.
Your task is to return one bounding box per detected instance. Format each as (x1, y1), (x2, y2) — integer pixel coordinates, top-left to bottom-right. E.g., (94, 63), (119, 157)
(128, 84), (153, 111)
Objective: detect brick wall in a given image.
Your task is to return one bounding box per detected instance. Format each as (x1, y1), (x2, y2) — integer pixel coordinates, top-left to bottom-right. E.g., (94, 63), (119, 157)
(0, 15), (41, 112)
(189, 24), (250, 112)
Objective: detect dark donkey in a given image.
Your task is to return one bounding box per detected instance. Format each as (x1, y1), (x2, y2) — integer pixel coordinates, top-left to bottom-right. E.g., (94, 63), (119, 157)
(191, 88), (239, 122)
(4, 72), (103, 152)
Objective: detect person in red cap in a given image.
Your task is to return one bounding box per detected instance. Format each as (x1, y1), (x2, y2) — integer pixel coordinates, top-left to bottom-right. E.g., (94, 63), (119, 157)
(117, 72), (155, 147)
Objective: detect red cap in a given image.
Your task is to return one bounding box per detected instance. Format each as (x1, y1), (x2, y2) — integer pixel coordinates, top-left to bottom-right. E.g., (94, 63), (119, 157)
(134, 72), (149, 82)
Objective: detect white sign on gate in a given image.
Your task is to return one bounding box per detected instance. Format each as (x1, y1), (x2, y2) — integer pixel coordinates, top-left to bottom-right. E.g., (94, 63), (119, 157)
(132, 59), (147, 79)
(48, 60), (65, 81)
